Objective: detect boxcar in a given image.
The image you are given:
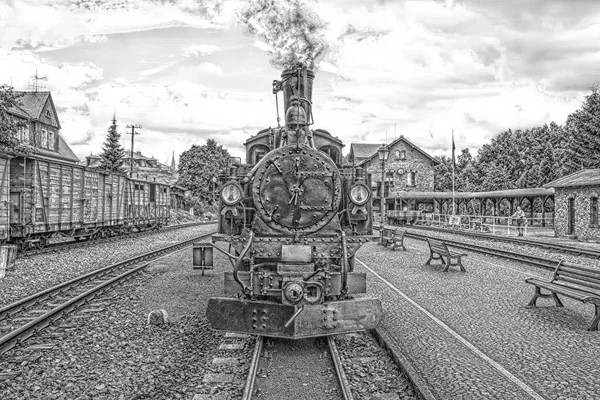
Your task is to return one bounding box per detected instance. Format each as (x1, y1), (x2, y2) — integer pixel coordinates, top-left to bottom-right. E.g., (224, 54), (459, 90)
(1, 151), (170, 249)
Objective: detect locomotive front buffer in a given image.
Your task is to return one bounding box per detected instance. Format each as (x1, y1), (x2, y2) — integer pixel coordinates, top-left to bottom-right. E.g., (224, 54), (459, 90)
(207, 233), (383, 339)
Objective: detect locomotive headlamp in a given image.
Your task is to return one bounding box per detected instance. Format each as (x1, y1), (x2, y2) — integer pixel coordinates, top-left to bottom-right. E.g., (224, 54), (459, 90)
(221, 183), (242, 206)
(349, 184), (370, 206)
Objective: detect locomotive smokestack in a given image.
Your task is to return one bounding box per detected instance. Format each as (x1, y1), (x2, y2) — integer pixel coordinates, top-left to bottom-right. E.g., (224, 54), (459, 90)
(282, 65), (314, 127)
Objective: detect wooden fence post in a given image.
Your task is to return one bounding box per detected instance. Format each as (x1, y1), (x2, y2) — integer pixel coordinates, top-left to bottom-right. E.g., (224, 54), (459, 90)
(0, 244), (17, 279)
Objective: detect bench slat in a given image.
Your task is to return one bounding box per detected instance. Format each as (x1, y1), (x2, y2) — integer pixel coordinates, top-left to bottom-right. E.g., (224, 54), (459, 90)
(556, 266), (600, 283)
(555, 274), (600, 293)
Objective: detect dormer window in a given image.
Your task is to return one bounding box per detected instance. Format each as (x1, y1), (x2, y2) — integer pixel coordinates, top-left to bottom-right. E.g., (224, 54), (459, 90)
(41, 129), (48, 148)
(47, 131), (54, 150)
(45, 110), (51, 119)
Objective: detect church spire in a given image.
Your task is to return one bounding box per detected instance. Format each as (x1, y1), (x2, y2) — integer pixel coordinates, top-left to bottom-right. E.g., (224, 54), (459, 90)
(170, 150), (176, 170)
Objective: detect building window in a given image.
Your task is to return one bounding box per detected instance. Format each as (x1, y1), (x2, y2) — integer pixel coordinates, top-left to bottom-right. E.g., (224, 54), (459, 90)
(396, 150), (406, 160)
(41, 129), (48, 148)
(407, 171), (416, 186)
(18, 124), (28, 142)
(591, 197), (599, 226)
(47, 131), (54, 150)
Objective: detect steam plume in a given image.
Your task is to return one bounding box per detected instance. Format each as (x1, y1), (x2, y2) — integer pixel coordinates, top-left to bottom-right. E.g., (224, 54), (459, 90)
(239, 0), (328, 70)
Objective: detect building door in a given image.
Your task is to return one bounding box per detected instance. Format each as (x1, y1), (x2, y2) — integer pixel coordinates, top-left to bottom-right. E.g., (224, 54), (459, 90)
(10, 193), (21, 224)
(567, 198), (575, 235)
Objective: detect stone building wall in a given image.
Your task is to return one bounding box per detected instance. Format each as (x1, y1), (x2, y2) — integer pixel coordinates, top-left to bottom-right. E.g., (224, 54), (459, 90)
(363, 139), (435, 193)
(554, 185), (600, 241)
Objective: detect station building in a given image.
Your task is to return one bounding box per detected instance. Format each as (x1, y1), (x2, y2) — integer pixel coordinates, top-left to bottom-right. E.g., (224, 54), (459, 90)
(349, 136), (438, 212)
(544, 169), (600, 241)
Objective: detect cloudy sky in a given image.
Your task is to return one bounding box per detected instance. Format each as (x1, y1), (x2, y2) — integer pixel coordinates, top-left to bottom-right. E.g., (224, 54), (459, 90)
(2, 0), (600, 165)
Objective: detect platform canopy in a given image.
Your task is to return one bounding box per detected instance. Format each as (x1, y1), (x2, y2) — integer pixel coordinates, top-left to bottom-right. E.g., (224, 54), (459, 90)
(389, 187), (555, 200)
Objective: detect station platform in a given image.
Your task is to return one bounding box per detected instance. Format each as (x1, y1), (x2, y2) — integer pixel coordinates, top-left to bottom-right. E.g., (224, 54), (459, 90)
(356, 237), (600, 400)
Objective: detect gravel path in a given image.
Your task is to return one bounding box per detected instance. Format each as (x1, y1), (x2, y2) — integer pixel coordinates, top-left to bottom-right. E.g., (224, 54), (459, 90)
(0, 223), (216, 308)
(357, 238), (600, 399)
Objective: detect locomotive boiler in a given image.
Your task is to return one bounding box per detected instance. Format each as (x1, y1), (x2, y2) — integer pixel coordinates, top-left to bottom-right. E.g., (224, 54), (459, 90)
(206, 66), (383, 339)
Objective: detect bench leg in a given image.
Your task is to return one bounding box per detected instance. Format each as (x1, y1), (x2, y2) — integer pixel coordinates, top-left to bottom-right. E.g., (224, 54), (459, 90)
(587, 303), (600, 332)
(440, 256), (449, 272)
(527, 286), (563, 307)
(552, 293), (564, 308)
(527, 286), (542, 307)
(457, 257), (466, 272)
(425, 252), (434, 266)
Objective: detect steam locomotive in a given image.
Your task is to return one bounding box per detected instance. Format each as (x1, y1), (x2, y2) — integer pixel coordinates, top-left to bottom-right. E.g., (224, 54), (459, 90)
(205, 66), (383, 339)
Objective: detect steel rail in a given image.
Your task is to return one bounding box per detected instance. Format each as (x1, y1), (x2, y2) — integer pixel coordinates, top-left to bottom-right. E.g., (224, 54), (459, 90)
(17, 221), (215, 258)
(0, 232), (214, 355)
(404, 224), (600, 259)
(0, 262), (148, 355)
(241, 335), (264, 400)
(328, 335), (355, 400)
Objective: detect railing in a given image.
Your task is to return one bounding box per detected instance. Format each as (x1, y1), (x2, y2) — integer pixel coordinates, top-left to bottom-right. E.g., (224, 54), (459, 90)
(419, 213), (555, 237)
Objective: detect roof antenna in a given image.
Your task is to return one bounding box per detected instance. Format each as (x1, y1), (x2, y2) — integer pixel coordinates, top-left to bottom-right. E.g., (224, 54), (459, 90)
(28, 69), (47, 92)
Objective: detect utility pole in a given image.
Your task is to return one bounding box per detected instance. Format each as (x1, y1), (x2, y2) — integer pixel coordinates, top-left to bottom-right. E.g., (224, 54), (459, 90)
(126, 124), (142, 177)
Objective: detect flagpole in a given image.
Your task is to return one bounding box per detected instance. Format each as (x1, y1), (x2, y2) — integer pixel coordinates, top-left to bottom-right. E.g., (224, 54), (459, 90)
(452, 129), (456, 216)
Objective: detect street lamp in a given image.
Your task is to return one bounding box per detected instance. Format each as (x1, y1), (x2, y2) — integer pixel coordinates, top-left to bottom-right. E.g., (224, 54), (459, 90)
(211, 176), (218, 205)
(377, 144), (389, 227)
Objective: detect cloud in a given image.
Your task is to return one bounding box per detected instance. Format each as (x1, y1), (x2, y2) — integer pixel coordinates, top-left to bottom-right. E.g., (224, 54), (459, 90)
(197, 62), (223, 74)
(181, 44), (221, 57)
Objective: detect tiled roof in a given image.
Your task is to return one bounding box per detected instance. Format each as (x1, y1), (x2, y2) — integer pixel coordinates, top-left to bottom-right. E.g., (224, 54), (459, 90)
(354, 136), (439, 166)
(543, 169), (600, 188)
(19, 92), (50, 119)
(35, 135), (80, 163)
(350, 143), (382, 159)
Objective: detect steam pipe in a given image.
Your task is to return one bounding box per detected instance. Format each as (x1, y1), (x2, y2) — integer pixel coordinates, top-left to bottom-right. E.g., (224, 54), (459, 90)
(340, 230), (348, 297)
(233, 231), (254, 294)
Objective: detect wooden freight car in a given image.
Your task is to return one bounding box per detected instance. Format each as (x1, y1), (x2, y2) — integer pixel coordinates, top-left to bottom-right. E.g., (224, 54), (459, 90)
(2, 152), (170, 249)
(0, 153), (11, 243)
(125, 178), (170, 231)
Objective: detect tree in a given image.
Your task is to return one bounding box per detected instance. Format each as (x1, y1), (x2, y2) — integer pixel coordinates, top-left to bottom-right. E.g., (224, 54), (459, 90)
(177, 139), (230, 211)
(99, 114), (125, 173)
(0, 84), (34, 155)
(563, 85), (600, 173)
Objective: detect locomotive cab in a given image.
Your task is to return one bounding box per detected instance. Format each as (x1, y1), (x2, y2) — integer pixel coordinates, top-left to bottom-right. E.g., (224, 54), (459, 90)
(206, 66), (383, 339)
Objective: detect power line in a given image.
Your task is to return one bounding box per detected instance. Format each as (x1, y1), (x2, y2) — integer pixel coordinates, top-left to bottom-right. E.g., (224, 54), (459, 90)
(126, 124), (142, 177)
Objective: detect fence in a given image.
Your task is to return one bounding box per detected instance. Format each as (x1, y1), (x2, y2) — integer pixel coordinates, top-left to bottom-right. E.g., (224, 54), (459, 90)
(420, 213), (555, 237)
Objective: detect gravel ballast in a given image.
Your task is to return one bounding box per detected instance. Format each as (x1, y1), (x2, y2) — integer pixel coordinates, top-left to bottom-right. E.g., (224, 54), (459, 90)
(0, 240), (255, 400)
(0, 223), (216, 308)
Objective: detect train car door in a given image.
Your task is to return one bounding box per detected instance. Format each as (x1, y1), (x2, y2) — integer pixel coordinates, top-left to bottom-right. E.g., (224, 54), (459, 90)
(568, 198), (575, 235)
(10, 192), (21, 224)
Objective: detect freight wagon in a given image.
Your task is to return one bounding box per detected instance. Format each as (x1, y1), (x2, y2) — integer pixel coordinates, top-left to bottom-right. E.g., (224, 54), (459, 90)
(0, 151), (170, 250)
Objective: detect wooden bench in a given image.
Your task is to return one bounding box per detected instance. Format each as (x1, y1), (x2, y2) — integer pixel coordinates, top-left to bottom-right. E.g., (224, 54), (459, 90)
(425, 238), (467, 272)
(379, 228), (407, 251)
(525, 260), (600, 331)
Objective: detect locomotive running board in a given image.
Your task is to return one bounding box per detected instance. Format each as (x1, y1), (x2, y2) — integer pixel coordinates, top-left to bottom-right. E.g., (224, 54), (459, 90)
(206, 297), (383, 339)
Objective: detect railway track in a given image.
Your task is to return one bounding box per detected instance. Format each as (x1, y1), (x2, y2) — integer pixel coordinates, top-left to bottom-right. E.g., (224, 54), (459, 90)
(0, 231), (214, 356)
(16, 221), (214, 258)
(405, 223), (600, 259)
(241, 335), (354, 400)
(239, 332), (418, 400)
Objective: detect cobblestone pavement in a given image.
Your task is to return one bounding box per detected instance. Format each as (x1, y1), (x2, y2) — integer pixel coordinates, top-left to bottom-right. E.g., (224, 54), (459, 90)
(356, 238), (600, 400)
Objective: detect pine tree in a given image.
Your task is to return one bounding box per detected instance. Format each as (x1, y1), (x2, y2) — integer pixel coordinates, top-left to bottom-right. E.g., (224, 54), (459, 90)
(99, 114), (125, 173)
